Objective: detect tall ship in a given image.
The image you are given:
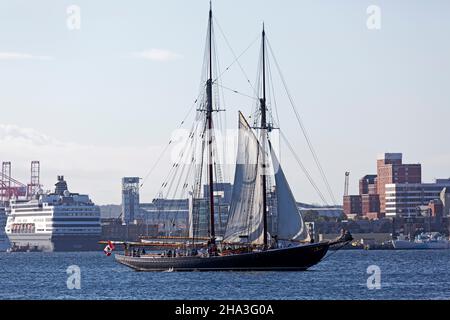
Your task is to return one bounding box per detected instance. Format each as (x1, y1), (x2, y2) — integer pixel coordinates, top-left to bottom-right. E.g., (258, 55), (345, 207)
(5, 175), (101, 252)
(0, 206), (10, 251)
(110, 4), (352, 271)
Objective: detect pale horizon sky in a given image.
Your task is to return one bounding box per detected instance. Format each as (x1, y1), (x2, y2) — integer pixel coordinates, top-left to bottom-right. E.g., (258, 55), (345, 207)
(0, 0), (449, 205)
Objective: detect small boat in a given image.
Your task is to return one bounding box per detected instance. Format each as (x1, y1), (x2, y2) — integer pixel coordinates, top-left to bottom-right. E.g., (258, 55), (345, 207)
(109, 3), (352, 272)
(392, 232), (450, 250)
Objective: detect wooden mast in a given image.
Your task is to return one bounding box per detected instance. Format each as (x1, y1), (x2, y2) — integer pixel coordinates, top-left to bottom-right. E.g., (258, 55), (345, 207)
(206, 2), (216, 244)
(260, 24), (268, 249)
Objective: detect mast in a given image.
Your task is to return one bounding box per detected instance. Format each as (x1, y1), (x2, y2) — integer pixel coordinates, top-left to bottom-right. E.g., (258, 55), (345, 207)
(206, 2), (216, 243)
(260, 24), (268, 248)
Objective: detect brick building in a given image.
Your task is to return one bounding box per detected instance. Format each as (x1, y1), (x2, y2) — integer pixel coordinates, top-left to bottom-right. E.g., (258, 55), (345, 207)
(376, 153), (421, 214)
(344, 153), (421, 219)
(343, 195), (362, 217)
(359, 174), (377, 195)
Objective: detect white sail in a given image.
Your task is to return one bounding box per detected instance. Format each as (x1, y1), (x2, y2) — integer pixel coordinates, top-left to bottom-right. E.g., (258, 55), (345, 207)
(223, 112), (265, 245)
(270, 142), (307, 241)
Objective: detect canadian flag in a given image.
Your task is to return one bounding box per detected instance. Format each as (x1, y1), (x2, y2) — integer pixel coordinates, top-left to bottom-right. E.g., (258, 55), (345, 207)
(104, 241), (115, 256)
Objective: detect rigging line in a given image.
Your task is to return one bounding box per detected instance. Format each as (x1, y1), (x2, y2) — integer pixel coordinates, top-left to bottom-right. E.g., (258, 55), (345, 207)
(279, 130), (329, 206)
(187, 120), (206, 245)
(213, 16), (259, 96)
(152, 118), (201, 200)
(266, 53), (282, 162)
(140, 96), (200, 188)
(266, 38), (337, 205)
(266, 48), (281, 128)
(216, 84), (259, 101)
(164, 125), (196, 199)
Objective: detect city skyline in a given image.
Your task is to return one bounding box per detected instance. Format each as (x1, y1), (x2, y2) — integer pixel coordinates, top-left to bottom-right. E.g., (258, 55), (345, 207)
(1, 0), (450, 205)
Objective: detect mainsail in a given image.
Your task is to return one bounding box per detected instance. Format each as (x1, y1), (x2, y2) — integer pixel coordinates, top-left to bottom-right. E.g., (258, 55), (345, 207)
(270, 142), (308, 241)
(223, 112), (265, 245)
(224, 112), (308, 245)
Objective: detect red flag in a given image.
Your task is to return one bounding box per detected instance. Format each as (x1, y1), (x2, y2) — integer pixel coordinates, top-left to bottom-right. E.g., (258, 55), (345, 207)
(104, 241), (115, 256)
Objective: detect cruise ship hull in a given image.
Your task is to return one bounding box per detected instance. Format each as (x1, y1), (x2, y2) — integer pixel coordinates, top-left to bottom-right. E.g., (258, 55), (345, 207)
(115, 241), (330, 271)
(0, 208), (9, 252)
(8, 234), (101, 252)
(0, 237), (10, 252)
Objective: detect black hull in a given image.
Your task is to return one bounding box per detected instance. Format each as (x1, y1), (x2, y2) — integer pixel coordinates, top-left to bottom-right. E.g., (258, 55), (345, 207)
(115, 242), (330, 271)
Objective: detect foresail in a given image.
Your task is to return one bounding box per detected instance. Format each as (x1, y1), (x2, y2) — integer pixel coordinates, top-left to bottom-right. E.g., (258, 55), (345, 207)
(270, 142), (307, 241)
(223, 112), (265, 245)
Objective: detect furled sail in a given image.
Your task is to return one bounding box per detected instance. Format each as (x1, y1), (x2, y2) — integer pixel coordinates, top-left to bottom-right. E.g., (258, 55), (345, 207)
(270, 142), (308, 241)
(223, 112), (265, 245)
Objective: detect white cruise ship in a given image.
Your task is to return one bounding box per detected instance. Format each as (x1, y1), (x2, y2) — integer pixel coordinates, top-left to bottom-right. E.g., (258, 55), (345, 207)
(5, 176), (101, 252)
(0, 206), (10, 251)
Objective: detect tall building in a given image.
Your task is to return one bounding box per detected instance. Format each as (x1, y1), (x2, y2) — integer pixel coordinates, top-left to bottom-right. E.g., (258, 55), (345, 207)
(343, 195), (362, 217)
(359, 174), (380, 219)
(376, 153), (421, 214)
(121, 177), (140, 225)
(385, 179), (450, 217)
(343, 175), (379, 218)
(359, 175), (377, 195)
(361, 194), (380, 219)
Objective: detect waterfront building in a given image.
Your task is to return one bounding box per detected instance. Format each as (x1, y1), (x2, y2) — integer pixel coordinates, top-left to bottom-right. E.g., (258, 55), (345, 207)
(376, 153), (421, 214)
(121, 177), (140, 225)
(343, 153), (424, 219)
(359, 174), (377, 195)
(343, 195), (362, 217)
(296, 202), (343, 218)
(361, 194), (380, 219)
(385, 179), (450, 217)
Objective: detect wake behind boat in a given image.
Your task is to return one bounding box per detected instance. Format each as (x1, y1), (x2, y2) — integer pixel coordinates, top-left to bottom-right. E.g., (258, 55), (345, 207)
(107, 4), (352, 271)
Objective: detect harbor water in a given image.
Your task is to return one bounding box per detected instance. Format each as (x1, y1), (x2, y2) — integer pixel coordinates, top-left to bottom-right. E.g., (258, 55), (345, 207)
(0, 250), (449, 300)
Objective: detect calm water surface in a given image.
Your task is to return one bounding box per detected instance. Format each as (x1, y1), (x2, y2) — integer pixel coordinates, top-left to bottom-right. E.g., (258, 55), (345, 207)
(0, 250), (449, 300)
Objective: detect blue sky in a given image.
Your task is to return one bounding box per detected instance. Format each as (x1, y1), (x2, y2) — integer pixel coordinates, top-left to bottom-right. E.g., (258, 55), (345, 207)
(0, 0), (449, 205)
